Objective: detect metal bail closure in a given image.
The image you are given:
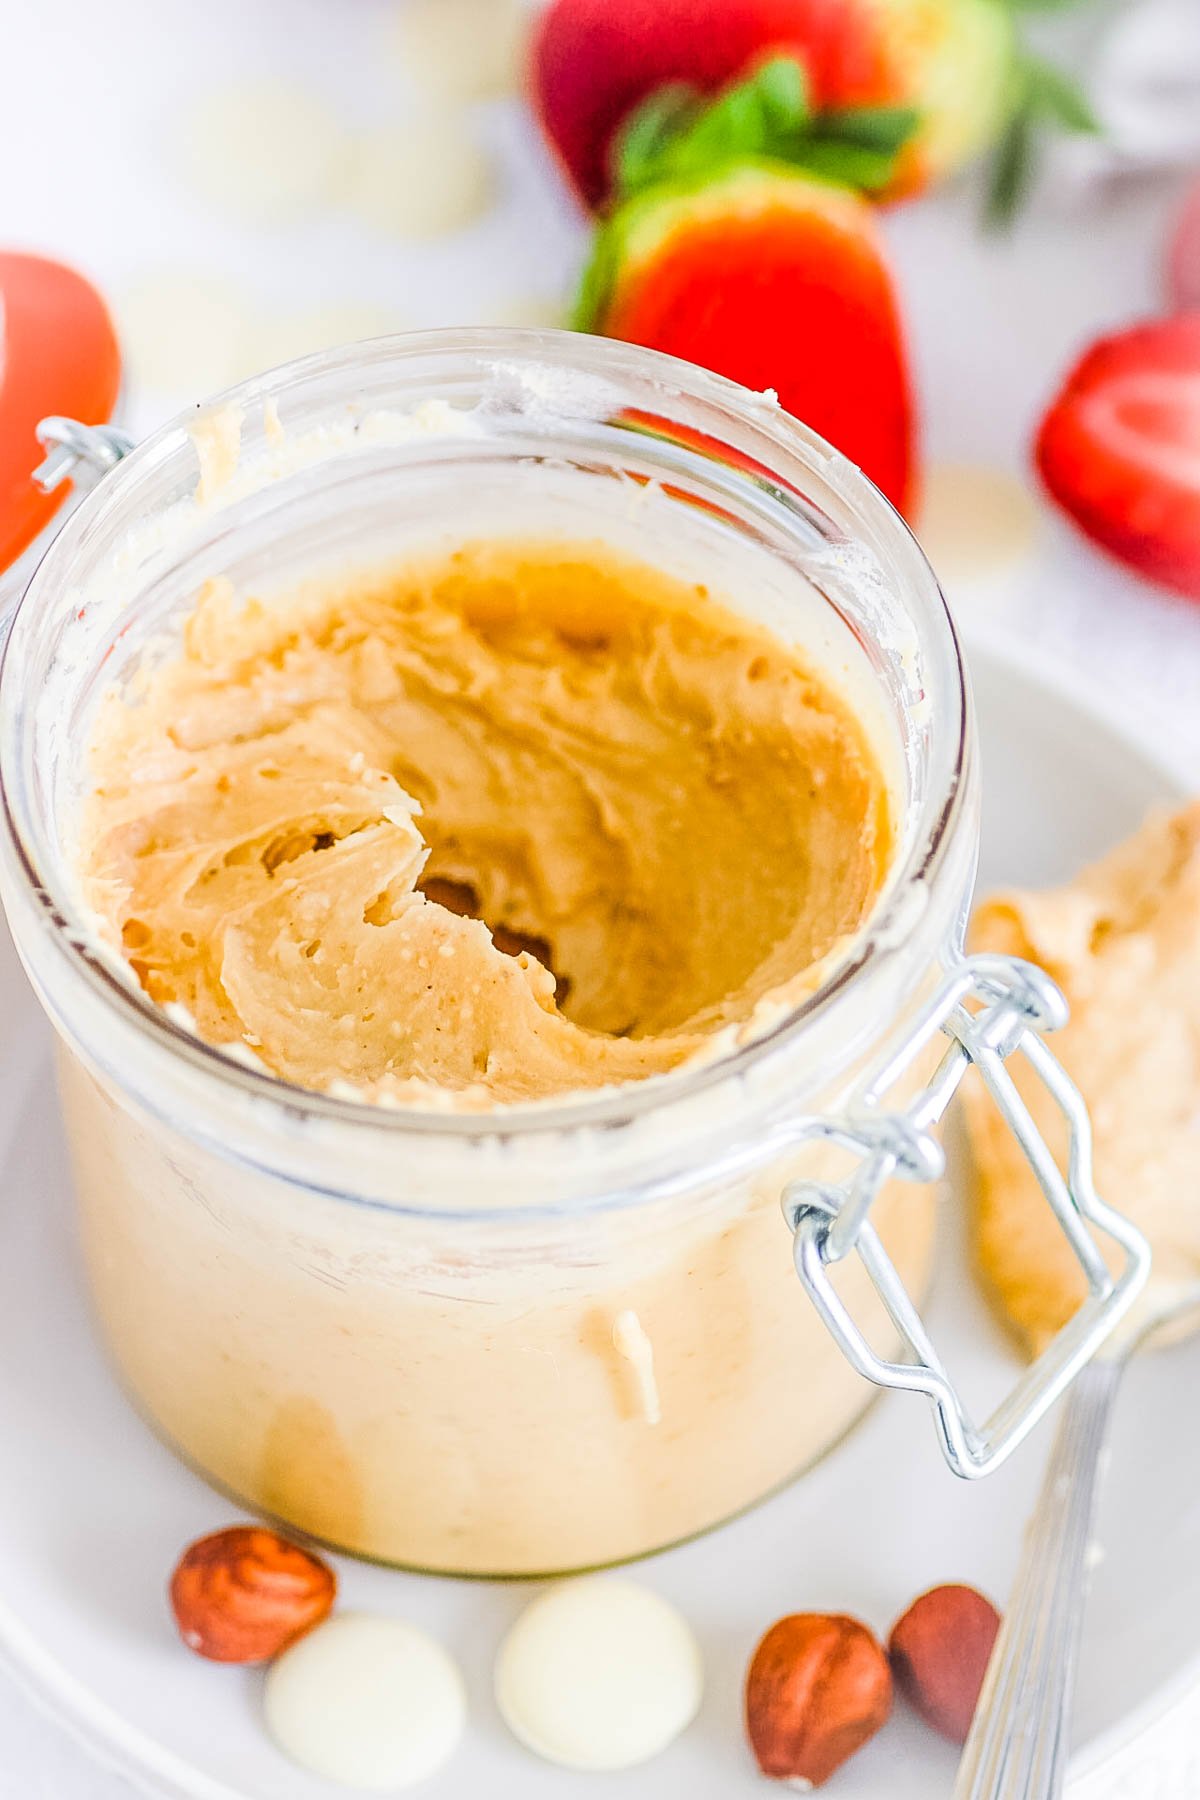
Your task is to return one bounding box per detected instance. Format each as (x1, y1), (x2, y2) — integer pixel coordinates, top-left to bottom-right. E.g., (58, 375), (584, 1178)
(32, 416), (136, 496)
(783, 952), (1151, 1479)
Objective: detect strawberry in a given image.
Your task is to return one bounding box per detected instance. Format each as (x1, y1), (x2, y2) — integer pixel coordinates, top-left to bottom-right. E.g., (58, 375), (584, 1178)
(530, 0), (1093, 215)
(1035, 315), (1200, 602)
(0, 252), (120, 576)
(576, 162), (917, 515)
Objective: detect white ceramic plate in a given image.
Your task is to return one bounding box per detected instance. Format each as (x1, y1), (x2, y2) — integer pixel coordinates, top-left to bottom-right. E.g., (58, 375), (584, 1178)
(0, 638), (1195, 1800)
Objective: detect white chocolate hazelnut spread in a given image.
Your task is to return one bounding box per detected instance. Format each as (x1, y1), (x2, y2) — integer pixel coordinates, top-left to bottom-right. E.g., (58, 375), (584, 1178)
(78, 538), (892, 1110)
(28, 380), (944, 1574)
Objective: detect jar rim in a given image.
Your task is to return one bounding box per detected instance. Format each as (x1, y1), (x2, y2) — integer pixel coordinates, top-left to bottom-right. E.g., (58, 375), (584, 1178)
(0, 327), (969, 1145)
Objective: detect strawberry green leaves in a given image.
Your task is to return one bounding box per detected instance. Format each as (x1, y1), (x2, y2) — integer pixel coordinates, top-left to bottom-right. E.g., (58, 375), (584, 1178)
(985, 53), (1099, 224)
(611, 82), (699, 197)
(573, 210), (628, 333)
(609, 56), (920, 204)
(791, 106), (922, 193)
(611, 56), (810, 196)
(816, 106), (925, 154)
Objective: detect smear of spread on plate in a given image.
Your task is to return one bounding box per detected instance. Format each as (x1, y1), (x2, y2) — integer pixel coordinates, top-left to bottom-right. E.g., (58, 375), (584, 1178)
(967, 802), (1200, 1352)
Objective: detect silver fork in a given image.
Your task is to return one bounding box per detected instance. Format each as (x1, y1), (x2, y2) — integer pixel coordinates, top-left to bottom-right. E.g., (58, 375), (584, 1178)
(953, 1291), (1200, 1800)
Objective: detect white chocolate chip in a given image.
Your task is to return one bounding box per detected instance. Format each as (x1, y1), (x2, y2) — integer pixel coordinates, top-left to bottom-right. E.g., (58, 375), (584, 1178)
(917, 463), (1040, 588)
(482, 293), (568, 331)
(346, 117), (496, 240)
(244, 303), (411, 377)
(612, 1308), (662, 1425)
(392, 0), (528, 100)
(263, 1612), (466, 1789)
(178, 80), (350, 224)
(117, 270), (259, 400)
(494, 1578), (702, 1770)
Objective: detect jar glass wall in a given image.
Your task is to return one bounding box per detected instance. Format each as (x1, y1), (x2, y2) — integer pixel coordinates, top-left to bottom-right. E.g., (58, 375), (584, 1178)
(0, 332), (974, 1573)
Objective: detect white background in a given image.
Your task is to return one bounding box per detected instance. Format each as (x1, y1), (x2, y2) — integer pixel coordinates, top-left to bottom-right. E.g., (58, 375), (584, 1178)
(2, 0), (1199, 1792)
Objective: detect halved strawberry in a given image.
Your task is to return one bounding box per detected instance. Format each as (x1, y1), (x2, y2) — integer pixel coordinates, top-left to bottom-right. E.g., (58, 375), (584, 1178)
(530, 0), (1017, 211)
(1035, 315), (1200, 602)
(577, 163), (916, 515)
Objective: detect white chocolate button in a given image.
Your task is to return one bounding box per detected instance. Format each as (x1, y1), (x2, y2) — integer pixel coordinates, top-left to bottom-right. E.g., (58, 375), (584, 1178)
(485, 294), (568, 330)
(245, 304), (411, 376)
(347, 117), (496, 239)
(117, 270), (261, 400)
(179, 81), (349, 224)
(917, 463), (1040, 588)
(494, 1578), (703, 1770)
(264, 1612), (466, 1790)
(392, 0), (528, 101)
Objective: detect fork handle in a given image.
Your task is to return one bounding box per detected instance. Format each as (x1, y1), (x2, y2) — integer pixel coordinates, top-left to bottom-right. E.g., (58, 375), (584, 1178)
(952, 1357), (1123, 1800)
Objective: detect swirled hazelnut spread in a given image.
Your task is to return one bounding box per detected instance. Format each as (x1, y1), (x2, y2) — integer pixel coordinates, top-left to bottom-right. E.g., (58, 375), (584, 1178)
(79, 541), (892, 1107)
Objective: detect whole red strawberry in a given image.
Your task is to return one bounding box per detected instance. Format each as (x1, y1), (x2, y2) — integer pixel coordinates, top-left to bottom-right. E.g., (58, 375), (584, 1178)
(1035, 315), (1200, 603)
(577, 162), (917, 515)
(531, 0), (1014, 210)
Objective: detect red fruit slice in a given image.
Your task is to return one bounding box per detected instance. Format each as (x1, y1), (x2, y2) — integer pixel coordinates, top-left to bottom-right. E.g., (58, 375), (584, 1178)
(588, 167), (916, 515)
(1035, 315), (1200, 602)
(0, 252), (121, 577)
(1168, 178), (1200, 313)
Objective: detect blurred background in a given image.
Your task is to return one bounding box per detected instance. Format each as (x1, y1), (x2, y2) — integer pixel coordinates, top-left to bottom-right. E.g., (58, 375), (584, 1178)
(4, 0), (1200, 775)
(2, 0), (1200, 1791)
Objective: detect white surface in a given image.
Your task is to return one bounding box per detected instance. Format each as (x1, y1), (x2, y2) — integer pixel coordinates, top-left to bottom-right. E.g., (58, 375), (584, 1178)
(493, 1579), (703, 1770)
(3, 1), (1200, 1795)
(262, 1614), (467, 1790)
(0, 645), (1197, 1800)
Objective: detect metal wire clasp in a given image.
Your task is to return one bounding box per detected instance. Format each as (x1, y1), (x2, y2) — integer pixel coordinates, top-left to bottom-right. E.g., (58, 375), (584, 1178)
(783, 953), (1151, 1478)
(32, 417), (135, 495)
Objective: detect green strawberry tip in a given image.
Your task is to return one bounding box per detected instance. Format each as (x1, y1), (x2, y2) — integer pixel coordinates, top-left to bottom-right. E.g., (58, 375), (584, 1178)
(608, 55), (921, 207)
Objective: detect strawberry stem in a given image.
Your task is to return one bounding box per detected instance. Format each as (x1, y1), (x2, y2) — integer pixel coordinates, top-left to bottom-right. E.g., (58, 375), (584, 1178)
(610, 56), (919, 205)
(984, 50), (1099, 226)
(611, 83), (698, 200)
(814, 106), (922, 154)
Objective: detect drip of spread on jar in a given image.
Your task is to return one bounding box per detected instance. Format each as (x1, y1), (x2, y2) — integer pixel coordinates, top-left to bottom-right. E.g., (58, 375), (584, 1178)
(78, 541), (892, 1108)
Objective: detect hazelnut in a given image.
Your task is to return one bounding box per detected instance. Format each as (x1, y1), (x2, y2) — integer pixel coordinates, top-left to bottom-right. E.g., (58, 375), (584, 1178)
(169, 1525), (336, 1663)
(888, 1583), (1001, 1744)
(745, 1613), (892, 1787)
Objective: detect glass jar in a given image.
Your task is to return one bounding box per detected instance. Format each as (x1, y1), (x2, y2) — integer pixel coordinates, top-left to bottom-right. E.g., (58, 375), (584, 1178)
(0, 331), (1139, 1577)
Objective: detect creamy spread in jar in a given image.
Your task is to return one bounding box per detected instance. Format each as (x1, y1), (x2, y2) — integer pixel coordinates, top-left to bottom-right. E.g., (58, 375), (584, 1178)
(6, 336), (967, 1575)
(79, 539), (892, 1108)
